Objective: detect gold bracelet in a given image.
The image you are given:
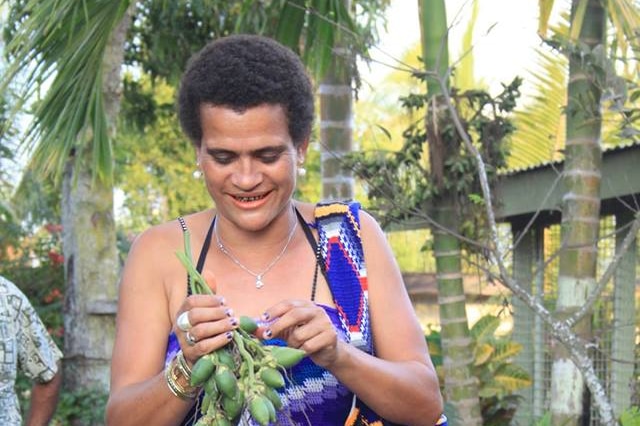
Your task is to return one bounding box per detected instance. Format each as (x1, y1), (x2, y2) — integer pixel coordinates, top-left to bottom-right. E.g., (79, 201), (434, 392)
(165, 355), (198, 400)
(176, 350), (192, 378)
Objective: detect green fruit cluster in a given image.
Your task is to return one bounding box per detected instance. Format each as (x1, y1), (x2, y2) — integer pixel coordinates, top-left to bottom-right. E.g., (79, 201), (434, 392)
(176, 230), (306, 425)
(190, 316), (305, 425)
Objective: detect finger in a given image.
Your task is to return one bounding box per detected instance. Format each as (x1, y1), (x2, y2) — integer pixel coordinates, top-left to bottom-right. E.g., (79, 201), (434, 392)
(261, 299), (307, 324)
(295, 328), (337, 354)
(191, 315), (239, 342)
(181, 315), (238, 363)
(182, 294), (226, 310)
(188, 306), (234, 328)
(182, 330), (235, 363)
(261, 304), (319, 340)
(287, 316), (336, 349)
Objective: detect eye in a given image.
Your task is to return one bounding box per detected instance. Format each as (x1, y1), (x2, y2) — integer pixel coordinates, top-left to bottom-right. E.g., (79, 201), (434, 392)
(211, 152), (236, 165)
(258, 152), (280, 164)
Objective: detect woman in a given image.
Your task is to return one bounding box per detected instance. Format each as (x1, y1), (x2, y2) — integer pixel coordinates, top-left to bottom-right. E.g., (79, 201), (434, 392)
(106, 34), (443, 426)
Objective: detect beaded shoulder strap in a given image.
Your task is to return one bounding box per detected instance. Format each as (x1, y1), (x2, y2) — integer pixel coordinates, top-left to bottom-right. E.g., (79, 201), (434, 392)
(177, 216), (215, 296)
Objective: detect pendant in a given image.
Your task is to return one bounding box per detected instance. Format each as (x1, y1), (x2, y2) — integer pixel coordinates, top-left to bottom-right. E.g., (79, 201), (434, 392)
(256, 275), (264, 289)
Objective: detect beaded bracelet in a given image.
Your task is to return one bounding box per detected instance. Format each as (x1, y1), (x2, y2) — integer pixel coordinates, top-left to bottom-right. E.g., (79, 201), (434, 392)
(165, 352), (198, 400)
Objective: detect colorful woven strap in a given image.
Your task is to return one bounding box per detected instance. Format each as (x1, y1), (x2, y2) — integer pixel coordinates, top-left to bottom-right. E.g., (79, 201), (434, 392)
(315, 201), (372, 353)
(315, 202), (448, 426)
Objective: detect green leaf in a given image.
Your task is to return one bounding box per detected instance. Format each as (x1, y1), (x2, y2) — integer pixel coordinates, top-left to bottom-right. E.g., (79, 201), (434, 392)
(470, 314), (500, 343)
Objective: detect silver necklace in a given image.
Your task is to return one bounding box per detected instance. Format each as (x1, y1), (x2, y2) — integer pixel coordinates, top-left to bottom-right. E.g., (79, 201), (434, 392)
(214, 216), (298, 289)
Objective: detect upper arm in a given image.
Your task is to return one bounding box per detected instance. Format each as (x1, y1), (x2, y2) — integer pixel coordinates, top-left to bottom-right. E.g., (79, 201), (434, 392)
(17, 295), (62, 383)
(110, 226), (183, 392)
(358, 210), (431, 364)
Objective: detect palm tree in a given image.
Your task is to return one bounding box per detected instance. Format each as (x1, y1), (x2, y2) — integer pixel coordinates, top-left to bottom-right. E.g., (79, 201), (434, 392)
(535, 1), (639, 424)
(419, 0), (482, 424)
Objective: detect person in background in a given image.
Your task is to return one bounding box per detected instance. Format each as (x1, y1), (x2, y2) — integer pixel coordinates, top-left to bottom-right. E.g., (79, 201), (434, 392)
(0, 275), (63, 426)
(106, 34), (445, 425)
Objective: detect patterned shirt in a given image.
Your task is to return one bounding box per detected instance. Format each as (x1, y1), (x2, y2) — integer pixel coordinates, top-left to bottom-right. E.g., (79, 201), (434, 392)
(0, 276), (63, 426)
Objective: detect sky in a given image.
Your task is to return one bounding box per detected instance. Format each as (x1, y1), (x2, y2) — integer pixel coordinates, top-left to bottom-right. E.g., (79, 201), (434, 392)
(359, 0), (542, 97)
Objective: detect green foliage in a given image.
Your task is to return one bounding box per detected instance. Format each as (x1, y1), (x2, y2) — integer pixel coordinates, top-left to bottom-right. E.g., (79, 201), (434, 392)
(127, 0), (264, 84)
(16, 376), (108, 426)
(115, 76), (211, 233)
(51, 387), (109, 426)
(345, 74), (521, 248)
(427, 314), (532, 425)
(620, 406), (640, 426)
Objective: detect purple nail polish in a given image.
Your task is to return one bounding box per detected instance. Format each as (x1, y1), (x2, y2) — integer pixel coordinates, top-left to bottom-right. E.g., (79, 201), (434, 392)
(262, 312), (270, 321)
(263, 329), (272, 339)
(225, 308), (233, 317)
(225, 331), (233, 340)
(230, 317), (237, 326)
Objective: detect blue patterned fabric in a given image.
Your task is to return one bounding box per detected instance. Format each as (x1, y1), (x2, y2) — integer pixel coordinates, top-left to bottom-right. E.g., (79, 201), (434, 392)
(166, 304), (354, 425)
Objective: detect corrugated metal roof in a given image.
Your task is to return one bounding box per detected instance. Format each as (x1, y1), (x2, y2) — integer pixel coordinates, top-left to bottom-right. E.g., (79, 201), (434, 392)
(499, 140), (640, 176)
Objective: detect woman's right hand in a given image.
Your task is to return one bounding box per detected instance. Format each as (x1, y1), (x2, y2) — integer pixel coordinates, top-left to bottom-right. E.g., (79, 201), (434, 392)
(174, 293), (239, 366)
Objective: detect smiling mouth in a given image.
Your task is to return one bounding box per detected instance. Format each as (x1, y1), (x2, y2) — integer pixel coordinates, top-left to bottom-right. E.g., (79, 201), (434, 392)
(234, 194), (267, 202)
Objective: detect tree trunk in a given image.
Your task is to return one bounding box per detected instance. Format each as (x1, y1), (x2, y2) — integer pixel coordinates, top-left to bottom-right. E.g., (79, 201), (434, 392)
(62, 161), (119, 393)
(551, 0), (606, 424)
(62, 4), (133, 396)
(319, 0), (354, 201)
(419, 1), (482, 424)
(433, 201), (482, 425)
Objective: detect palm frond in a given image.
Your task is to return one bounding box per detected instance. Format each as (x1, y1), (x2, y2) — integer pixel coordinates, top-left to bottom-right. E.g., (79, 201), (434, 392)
(1, 0), (131, 184)
(507, 46), (568, 170)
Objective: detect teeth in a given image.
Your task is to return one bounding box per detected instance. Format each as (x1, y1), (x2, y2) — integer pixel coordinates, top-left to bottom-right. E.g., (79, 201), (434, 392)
(236, 195), (264, 202)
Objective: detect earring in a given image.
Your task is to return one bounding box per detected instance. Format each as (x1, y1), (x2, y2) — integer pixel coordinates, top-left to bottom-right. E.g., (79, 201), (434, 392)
(297, 157), (306, 177)
(193, 163), (202, 179)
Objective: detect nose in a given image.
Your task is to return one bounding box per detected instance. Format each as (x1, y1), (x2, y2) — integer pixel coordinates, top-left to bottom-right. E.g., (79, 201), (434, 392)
(230, 158), (262, 190)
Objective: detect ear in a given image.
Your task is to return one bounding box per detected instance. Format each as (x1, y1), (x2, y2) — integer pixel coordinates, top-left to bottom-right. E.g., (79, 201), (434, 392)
(297, 139), (310, 161)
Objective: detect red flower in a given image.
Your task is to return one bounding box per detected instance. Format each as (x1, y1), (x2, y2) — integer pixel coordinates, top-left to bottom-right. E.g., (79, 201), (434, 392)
(44, 223), (63, 234)
(48, 251), (64, 265)
(44, 288), (63, 304)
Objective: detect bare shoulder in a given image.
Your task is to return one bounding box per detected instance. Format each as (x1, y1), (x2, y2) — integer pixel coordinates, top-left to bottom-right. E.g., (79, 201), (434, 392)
(355, 206), (387, 243)
(122, 210), (215, 290)
(292, 200), (316, 222)
(128, 210), (215, 256)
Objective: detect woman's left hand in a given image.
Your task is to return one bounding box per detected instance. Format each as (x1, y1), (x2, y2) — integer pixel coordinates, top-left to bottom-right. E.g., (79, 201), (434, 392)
(260, 300), (341, 368)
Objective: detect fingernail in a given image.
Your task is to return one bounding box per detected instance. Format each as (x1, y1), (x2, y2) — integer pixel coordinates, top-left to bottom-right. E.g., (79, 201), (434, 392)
(219, 297), (226, 305)
(262, 312), (270, 321)
(225, 308), (234, 317)
(263, 329), (272, 339)
(225, 331), (233, 340)
(229, 317), (238, 326)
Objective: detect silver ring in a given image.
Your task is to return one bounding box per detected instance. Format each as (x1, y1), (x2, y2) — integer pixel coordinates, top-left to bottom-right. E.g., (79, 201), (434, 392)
(185, 331), (197, 346)
(176, 311), (192, 332)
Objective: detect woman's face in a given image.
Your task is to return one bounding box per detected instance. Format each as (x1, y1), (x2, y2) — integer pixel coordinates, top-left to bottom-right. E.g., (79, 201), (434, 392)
(197, 103), (307, 231)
